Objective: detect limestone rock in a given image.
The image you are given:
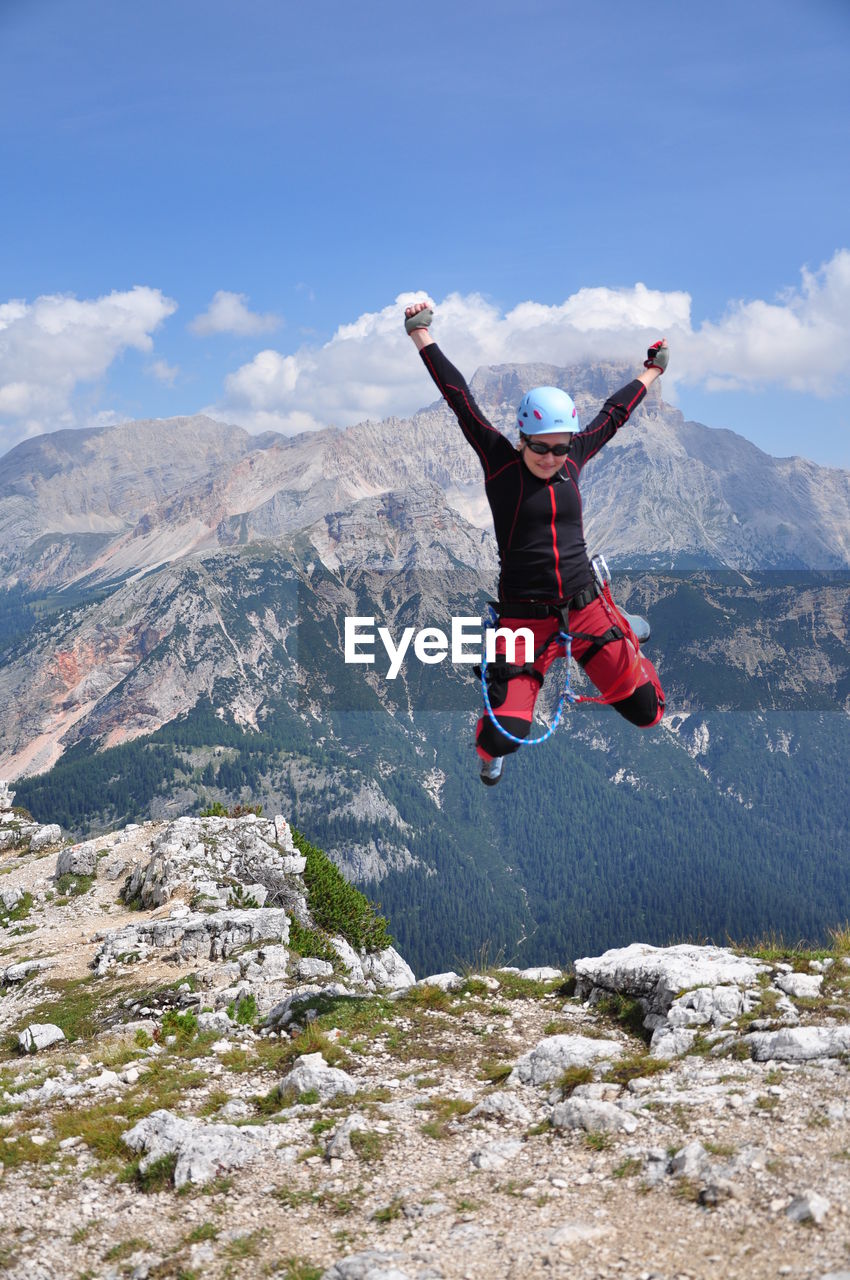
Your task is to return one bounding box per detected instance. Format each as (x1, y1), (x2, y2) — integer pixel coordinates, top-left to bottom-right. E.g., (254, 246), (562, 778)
(575, 943), (768, 1016)
(56, 844), (98, 878)
(499, 965), (562, 982)
(93, 905), (291, 975)
(467, 1093), (533, 1126)
(279, 1052), (357, 1102)
(786, 1190), (831, 1225)
(508, 1034), (622, 1087)
(18, 1023), (66, 1053)
(298, 958), (335, 981)
(551, 1097), (640, 1135)
(548, 1222), (608, 1246)
(1, 886), (25, 911)
(669, 1140), (711, 1179)
(30, 824), (62, 852)
(775, 971), (823, 1000)
(321, 1251), (442, 1280)
(416, 971), (462, 992)
(649, 1027), (698, 1058)
(325, 1113), (369, 1160)
(3, 958), (54, 984)
(744, 1026), (850, 1061)
(361, 946), (416, 990)
(121, 1108), (296, 1189)
(469, 1138), (522, 1170)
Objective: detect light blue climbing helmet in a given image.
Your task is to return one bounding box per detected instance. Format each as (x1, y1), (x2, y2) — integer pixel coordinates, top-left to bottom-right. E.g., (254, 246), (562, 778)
(517, 386), (580, 435)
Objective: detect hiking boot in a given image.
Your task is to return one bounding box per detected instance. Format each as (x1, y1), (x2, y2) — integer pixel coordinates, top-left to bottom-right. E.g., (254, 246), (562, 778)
(621, 610), (650, 643)
(479, 756), (504, 787)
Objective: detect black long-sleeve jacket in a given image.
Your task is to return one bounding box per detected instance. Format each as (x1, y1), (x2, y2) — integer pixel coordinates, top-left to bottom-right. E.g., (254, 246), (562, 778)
(420, 343), (647, 603)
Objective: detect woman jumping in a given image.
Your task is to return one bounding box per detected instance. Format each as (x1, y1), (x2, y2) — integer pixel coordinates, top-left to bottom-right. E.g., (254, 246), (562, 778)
(404, 298), (668, 786)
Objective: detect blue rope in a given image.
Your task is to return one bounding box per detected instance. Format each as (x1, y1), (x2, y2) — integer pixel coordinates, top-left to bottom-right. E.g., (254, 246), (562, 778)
(479, 607), (577, 747)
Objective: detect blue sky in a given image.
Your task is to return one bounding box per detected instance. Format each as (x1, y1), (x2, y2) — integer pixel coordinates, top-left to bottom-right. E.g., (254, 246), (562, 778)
(1, 0), (849, 465)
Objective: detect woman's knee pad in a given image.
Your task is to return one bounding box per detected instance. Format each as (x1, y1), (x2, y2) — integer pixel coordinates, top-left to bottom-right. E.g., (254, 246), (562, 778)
(611, 681), (664, 728)
(477, 714), (530, 757)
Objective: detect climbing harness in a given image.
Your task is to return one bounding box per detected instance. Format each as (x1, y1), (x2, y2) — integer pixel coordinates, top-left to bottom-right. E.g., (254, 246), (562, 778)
(478, 554), (644, 747)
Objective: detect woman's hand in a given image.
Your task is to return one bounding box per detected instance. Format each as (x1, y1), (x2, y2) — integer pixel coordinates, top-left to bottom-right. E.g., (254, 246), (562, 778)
(637, 338), (668, 388)
(404, 299), (435, 350)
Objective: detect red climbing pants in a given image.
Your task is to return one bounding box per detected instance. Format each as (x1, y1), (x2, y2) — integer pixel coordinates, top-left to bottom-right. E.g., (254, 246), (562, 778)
(476, 593), (666, 761)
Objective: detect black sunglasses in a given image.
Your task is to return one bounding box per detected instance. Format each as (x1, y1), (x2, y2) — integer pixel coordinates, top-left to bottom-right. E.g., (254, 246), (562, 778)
(521, 435), (570, 457)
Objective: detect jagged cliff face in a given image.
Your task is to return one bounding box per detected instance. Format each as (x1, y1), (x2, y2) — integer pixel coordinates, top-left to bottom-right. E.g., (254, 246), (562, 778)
(2, 362), (849, 595)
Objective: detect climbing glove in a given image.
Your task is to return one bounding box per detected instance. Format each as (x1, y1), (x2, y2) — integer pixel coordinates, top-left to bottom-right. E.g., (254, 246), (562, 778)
(404, 306), (434, 334)
(644, 340), (669, 372)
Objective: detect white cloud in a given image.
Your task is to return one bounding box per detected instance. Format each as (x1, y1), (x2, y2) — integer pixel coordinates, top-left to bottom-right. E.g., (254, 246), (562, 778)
(189, 290), (280, 337)
(210, 252), (850, 435)
(0, 286), (177, 446)
(148, 358), (180, 386)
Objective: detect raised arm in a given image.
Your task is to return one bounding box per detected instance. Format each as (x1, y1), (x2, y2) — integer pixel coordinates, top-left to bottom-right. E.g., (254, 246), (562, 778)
(569, 339), (670, 472)
(404, 299), (517, 480)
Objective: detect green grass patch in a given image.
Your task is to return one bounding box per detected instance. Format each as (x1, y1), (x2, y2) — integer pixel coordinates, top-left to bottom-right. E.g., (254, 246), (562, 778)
(222, 1230), (266, 1260)
(487, 972), (565, 1001)
(612, 1156), (642, 1178)
(418, 1095), (474, 1139)
(121, 1152), (178, 1192)
(17, 977), (111, 1043)
(54, 873), (94, 899)
(281, 1024), (349, 1069)
(276, 1260), (323, 1280)
(582, 1131), (613, 1151)
(184, 1222), (218, 1244)
(0, 891), (34, 926)
(603, 1054), (670, 1087)
(591, 993), (650, 1043)
(478, 1058), (513, 1085)
(161, 1008), (199, 1047)
(397, 984), (454, 1014)
(103, 1238), (151, 1262)
(557, 1065), (594, 1097)
(349, 1129), (388, 1163)
(372, 1197), (403, 1223)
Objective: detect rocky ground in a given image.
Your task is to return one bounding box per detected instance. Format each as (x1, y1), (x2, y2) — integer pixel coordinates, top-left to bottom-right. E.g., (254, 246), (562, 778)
(2, 787), (850, 1280)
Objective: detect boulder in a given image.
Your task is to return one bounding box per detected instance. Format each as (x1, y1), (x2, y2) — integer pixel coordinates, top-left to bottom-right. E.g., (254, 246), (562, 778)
(575, 943), (768, 1016)
(56, 844), (98, 878)
(297, 958), (335, 981)
(775, 972), (823, 1000)
(416, 971), (463, 992)
(30, 824), (62, 852)
(508, 1035), (622, 1087)
(122, 1108), (296, 1189)
(361, 946), (416, 990)
(786, 1191), (831, 1225)
(744, 1026), (850, 1061)
(467, 1093), (533, 1126)
(550, 1098), (640, 1134)
(279, 1052), (357, 1102)
(3, 959), (54, 984)
(18, 1023), (66, 1053)
(469, 1138), (522, 1170)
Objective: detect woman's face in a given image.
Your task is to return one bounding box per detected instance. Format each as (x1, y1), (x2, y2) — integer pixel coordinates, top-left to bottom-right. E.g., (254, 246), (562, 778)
(519, 433), (573, 481)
